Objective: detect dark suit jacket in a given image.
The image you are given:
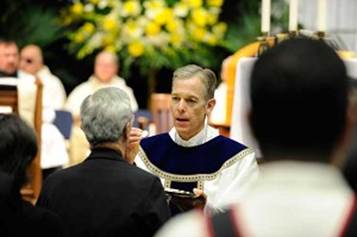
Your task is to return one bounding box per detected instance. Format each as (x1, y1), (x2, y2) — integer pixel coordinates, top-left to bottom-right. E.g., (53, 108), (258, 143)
(36, 148), (170, 237)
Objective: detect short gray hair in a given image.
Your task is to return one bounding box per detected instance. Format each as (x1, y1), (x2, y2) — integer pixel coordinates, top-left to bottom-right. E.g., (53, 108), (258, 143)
(172, 64), (217, 101)
(80, 87), (133, 146)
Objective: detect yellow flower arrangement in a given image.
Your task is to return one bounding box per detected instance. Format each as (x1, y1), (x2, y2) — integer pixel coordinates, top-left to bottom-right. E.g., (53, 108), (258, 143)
(71, 2), (84, 15)
(128, 41), (145, 57)
(62, 0), (228, 76)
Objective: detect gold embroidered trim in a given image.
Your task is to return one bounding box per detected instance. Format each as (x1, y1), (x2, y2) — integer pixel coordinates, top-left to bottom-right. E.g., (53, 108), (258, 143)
(198, 181), (204, 190)
(138, 146), (254, 182)
(164, 179), (171, 189)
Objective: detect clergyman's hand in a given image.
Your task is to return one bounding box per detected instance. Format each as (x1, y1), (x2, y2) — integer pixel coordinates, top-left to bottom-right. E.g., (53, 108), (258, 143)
(192, 188), (207, 209)
(125, 128), (148, 164)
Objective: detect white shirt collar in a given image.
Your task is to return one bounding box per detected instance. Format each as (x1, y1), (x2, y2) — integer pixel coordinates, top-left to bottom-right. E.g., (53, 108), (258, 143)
(89, 75), (126, 87)
(168, 117), (220, 147)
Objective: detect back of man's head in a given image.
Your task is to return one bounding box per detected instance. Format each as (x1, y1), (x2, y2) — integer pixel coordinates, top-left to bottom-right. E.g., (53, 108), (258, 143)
(249, 38), (348, 161)
(80, 87), (133, 147)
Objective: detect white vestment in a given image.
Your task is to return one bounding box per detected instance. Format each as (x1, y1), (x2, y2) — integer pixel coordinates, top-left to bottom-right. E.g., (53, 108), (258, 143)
(136, 123), (259, 212)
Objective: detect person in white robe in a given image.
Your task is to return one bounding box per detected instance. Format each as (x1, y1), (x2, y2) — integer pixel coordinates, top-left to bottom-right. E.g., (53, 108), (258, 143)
(20, 44), (68, 178)
(65, 51), (138, 166)
(135, 64), (258, 214)
(155, 38), (355, 237)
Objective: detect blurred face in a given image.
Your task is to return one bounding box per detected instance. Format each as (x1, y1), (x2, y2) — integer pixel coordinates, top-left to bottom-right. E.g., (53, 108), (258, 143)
(94, 53), (118, 83)
(0, 43), (19, 75)
(19, 46), (42, 75)
(171, 76), (215, 140)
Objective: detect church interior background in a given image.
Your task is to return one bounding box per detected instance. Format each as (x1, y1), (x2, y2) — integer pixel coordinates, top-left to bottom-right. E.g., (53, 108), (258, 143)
(1, 0), (356, 109)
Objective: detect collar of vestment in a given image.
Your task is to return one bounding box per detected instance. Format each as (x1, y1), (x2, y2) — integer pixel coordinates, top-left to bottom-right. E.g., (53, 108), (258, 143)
(139, 134), (250, 181)
(88, 75), (126, 87)
(37, 66), (51, 81)
(169, 123), (219, 147)
(86, 147), (125, 162)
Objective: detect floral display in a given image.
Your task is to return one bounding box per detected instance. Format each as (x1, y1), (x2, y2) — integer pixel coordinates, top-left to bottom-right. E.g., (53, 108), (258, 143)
(61, 0), (227, 76)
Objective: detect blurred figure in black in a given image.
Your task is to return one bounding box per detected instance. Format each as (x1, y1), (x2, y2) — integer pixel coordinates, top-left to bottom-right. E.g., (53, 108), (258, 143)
(0, 114), (63, 236)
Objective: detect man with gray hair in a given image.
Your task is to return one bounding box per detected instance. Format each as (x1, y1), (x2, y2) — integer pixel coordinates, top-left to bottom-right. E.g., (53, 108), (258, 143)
(155, 38), (356, 237)
(37, 87), (170, 237)
(136, 64), (258, 215)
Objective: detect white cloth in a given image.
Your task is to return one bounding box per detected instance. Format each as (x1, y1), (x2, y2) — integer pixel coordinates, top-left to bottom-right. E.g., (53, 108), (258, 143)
(37, 66), (69, 168)
(155, 161), (354, 237)
(135, 124), (259, 212)
(210, 82), (227, 125)
(37, 66), (66, 124)
(169, 118), (218, 147)
(37, 66), (66, 112)
(17, 71), (38, 128)
(41, 123), (69, 169)
(230, 57), (261, 157)
(345, 58), (357, 79)
(0, 72), (37, 128)
(0, 73), (69, 168)
(65, 75), (138, 118)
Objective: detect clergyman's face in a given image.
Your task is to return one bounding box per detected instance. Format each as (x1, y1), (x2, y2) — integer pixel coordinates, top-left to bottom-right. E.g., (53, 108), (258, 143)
(19, 46), (42, 75)
(0, 43), (19, 75)
(170, 76), (215, 140)
(94, 53), (118, 83)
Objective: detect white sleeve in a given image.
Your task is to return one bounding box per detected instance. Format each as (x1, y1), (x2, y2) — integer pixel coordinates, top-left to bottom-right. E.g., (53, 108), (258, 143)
(205, 151), (259, 211)
(49, 76), (67, 109)
(124, 86), (138, 112)
(65, 84), (89, 118)
(41, 123), (69, 169)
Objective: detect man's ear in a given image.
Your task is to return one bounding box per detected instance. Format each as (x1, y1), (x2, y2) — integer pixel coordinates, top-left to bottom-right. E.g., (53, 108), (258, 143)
(122, 121), (132, 141)
(206, 98), (216, 115)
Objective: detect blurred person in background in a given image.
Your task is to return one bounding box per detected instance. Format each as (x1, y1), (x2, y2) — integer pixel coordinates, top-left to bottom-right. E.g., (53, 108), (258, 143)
(65, 51), (138, 166)
(20, 44), (66, 110)
(209, 56), (231, 126)
(20, 44), (68, 179)
(0, 38), (32, 79)
(0, 114), (63, 236)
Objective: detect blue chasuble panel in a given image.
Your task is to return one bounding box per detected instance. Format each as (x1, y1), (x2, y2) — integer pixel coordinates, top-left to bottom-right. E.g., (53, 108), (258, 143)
(140, 134), (247, 176)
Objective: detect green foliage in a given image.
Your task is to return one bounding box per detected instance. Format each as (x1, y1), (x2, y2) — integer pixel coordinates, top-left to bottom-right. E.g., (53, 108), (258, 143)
(0, 1), (64, 48)
(220, 0), (289, 52)
(221, 14), (261, 52)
